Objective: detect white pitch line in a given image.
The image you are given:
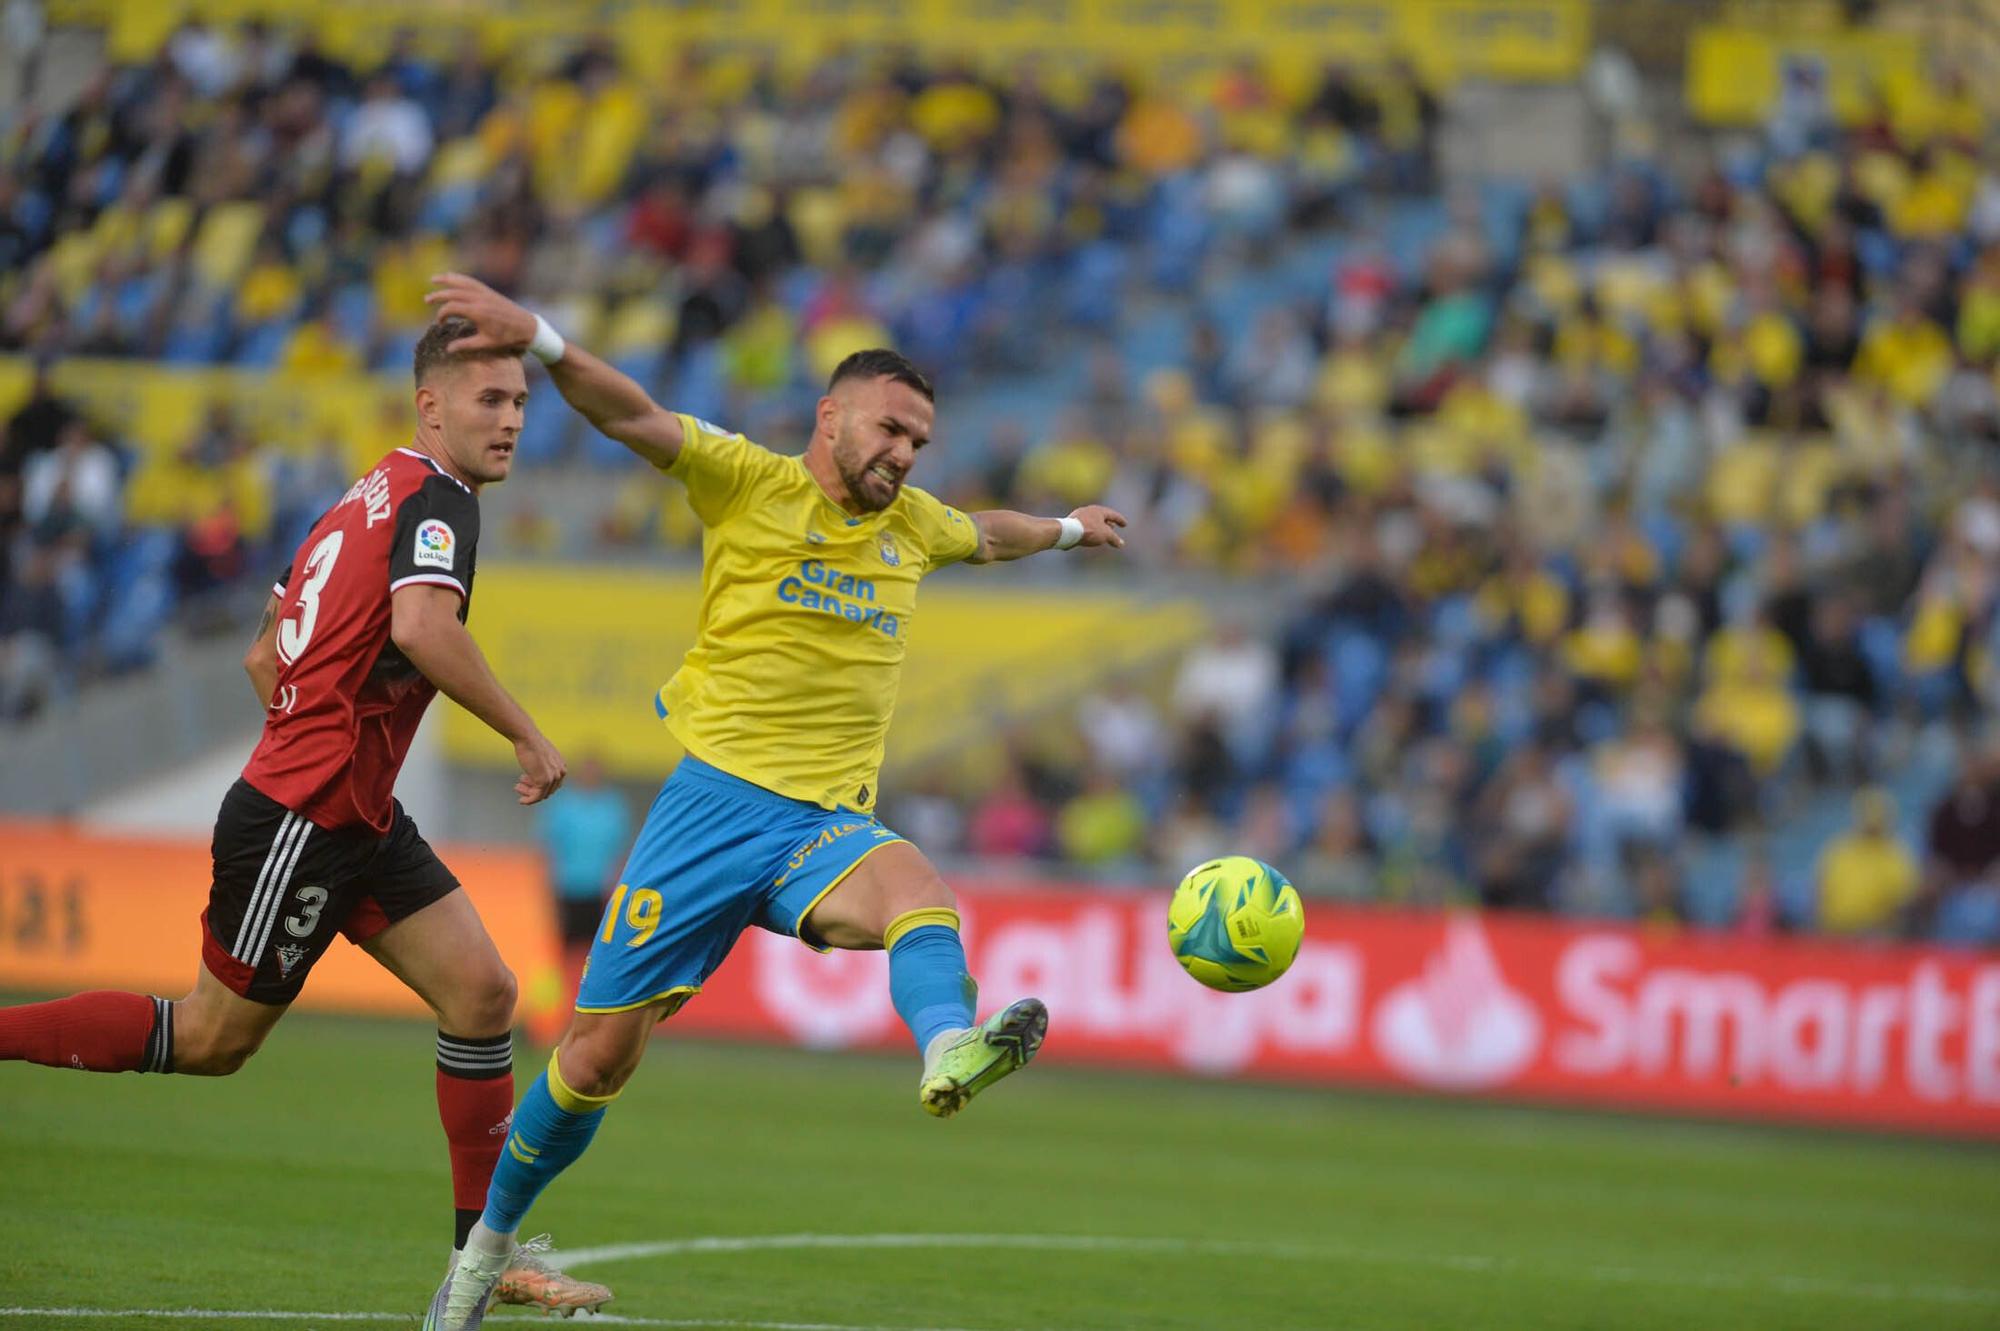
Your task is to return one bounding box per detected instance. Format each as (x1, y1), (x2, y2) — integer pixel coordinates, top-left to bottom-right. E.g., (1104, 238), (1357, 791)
(6, 1230), (1999, 1327)
(0, 1312), (989, 1331)
(556, 1232), (1328, 1266)
(554, 1232), (2000, 1308)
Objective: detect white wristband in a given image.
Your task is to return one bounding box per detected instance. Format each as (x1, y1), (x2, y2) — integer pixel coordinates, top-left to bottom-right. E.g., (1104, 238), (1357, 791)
(527, 313), (566, 365)
(1055, 516), (1085, 550)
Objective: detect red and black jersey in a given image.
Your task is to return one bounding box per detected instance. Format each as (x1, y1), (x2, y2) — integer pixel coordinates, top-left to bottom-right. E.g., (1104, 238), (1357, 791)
(241, 447), (480, 835)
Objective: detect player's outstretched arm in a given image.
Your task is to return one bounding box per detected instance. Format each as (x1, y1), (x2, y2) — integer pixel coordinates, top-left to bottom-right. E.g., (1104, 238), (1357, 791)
(967, 505), (1127, 564)
(424, 272), (685, 469)
(391, 584), (568, 805)
(243, 591), (283, 708)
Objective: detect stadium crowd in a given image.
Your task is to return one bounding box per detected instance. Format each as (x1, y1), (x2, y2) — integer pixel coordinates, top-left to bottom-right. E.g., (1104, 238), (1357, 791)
(886, 57), (2000, 946)
(0, 12), (1434, 690)
(5, 13), (2000, 943)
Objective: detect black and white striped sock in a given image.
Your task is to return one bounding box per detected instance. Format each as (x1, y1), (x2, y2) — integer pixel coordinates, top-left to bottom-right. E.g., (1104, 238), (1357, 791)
(435, 1030), (513, 1081)
(141, 997), (174, 1074)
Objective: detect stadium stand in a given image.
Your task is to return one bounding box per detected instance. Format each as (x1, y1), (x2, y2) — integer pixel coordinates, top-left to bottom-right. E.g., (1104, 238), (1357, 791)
(5, 2), (2000, 948)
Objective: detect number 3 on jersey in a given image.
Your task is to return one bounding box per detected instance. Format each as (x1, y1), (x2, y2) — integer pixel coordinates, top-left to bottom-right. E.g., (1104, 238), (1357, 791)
(277, 530), (344, 665)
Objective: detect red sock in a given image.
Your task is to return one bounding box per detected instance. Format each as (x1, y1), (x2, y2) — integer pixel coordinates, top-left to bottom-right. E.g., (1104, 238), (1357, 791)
(436, 1031), (515, 1247)
(0, 991), (170, 1072)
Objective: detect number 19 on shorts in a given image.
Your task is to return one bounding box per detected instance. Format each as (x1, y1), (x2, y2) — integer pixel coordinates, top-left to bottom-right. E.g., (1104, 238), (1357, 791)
(602, 884), (663, 947)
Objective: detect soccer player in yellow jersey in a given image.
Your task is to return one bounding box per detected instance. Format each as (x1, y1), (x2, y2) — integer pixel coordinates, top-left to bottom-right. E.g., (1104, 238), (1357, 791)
(420, 274), (1127, 1329)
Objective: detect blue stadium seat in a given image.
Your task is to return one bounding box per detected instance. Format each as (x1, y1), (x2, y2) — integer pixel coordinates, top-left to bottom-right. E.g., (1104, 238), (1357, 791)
(161, 320), (229, 363)
(1327, 631), (1389, 736)
(512, 385), (571, 464)
(330, 283), (376, 344)
(95, 530), (180, 674)
(1145, 174), (1209, 291)
(1680, 839), (1747, 927)
(1063, 242), (1126, 333)
(234, 321), (289, 368)
(673, 344), (730, 427)
(1934, 886), (2000, 947)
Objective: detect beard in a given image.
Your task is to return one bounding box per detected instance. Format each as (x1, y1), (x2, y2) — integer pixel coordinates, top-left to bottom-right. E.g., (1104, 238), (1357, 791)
(833, 432), (898, 512)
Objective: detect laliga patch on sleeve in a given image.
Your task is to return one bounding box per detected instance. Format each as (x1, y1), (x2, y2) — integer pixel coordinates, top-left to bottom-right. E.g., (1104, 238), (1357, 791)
(413, 518), (456, 570)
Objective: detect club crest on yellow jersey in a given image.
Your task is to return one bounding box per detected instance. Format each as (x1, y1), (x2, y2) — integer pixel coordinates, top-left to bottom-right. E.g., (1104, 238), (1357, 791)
(879, 531), (901, 566)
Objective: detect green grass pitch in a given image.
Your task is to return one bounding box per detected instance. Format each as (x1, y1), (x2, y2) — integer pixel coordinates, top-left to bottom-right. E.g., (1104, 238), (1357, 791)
(1, 1007), (1996, 1331)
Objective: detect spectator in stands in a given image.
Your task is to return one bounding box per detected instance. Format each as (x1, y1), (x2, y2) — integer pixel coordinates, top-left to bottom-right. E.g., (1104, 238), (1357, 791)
(343, 72), (436, 177)
(1816, 787), (1919, 937)
(1234, 783), (1297, 865)
(0, 543), (63, 719)
(1471, 740), (1571, 911)
(966, 760), (1050, 861)
(1630, 843), (1686, 928)
(1923, 747), (2000, 933)
(535, 754), (632, 991)
(1156, 789), (1229, 875)
(1733, 844), (1781, 939)
(1793, 593), (1880, 785)
(1592, 703), (1685, 855)
(1075, 678), (1167, 786)
(1292, 788), (1375, 900)
(1172, 620), (1280, 770)
(2, 358), (81, 480)
(22, 417), (119, 541)
(0, 357), (81, 591)
(889, 767), (966, 861)
(1056, 764), (1148, 871)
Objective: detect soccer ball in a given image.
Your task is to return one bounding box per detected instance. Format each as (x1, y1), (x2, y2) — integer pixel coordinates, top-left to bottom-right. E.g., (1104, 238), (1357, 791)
(1167, 856), (1305, 992)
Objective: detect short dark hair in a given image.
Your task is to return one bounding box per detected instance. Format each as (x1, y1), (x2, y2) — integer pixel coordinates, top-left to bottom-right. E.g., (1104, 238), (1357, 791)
(828, 348), (934, 403)
(413, 315), (514, 386)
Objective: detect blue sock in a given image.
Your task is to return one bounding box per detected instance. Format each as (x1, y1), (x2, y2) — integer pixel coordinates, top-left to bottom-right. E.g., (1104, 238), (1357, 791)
(887, 909), (976, 1054)
(479, 1054), (611, 1236)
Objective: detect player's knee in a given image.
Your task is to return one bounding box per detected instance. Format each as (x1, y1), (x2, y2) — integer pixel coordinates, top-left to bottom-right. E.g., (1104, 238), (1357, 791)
(559, 1021), (648, 1099)
(881, 876), (957, 934)
(443, 963), (517, 1037)
(172, 1021), (264, 1077)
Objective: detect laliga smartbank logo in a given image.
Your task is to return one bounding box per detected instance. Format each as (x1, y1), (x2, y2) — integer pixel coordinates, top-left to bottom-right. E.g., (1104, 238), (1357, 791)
(740, 896), (2000, 1114)
(1372, 917), (1540, 1090)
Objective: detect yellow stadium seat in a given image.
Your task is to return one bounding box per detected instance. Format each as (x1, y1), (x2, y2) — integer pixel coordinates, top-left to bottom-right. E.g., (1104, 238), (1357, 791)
(47, 233), (104, 305)
(787, 187), (849, 269)
(224, 459), (275, 539)
(574, 82), (647, 205)
(806, 317), (894, 383)
(122, 460), (199, 528)
(145, 197), (196, 260)
(603, 298), (677, 358)
(427, 137), (490, 189)
(88, 203), (141, 259)
(129, 376), (211, 458)
(0, 359), (35, 422)
(190, 202), (266, 290)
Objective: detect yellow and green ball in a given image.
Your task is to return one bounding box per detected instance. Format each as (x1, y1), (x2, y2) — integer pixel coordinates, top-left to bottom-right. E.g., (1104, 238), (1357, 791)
(1167, 856), (1305, 992)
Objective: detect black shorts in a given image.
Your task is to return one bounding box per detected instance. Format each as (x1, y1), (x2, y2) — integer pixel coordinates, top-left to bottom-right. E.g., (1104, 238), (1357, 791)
(200, 778), (459, 1004)
(556, 895), (605, 947)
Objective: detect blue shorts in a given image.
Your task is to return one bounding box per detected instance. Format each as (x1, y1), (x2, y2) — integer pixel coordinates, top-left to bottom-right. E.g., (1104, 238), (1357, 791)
(574, 755), (905, 1016)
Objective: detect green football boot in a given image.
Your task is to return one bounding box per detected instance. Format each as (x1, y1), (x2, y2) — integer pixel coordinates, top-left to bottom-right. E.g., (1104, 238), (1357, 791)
(918, 996), (1048, 1119)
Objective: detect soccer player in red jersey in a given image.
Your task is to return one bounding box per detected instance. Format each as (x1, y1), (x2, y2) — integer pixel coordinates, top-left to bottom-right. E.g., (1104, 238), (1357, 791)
(0, 318), (611, 1316)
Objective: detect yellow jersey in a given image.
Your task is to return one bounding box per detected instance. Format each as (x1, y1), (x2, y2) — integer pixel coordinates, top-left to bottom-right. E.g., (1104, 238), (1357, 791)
(657, 415), (980, 812)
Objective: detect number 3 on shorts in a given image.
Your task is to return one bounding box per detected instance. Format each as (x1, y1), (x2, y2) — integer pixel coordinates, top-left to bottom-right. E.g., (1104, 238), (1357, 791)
(601, 885), (664, 947)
